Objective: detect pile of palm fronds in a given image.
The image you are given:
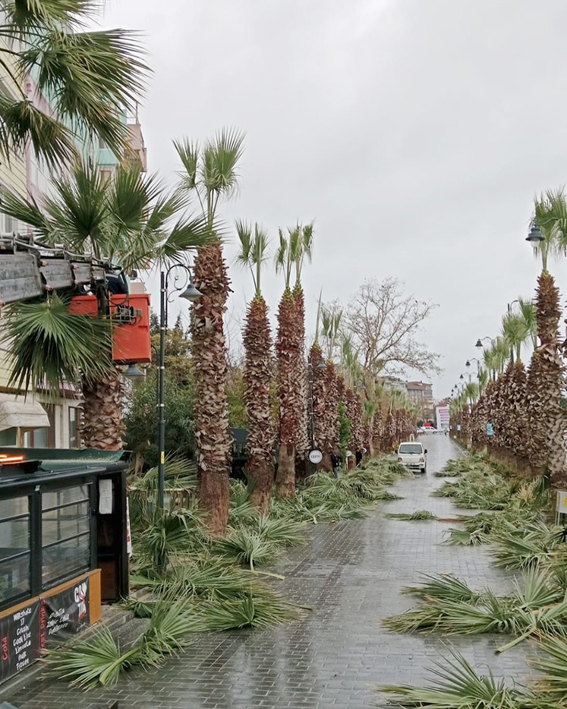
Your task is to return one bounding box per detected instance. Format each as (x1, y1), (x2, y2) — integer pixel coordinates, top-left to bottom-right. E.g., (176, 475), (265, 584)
(384, 569), (567, 652)
(380, 636), (567, 709)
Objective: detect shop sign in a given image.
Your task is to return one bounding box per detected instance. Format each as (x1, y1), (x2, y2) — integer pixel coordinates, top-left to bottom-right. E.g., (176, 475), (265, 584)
(0, 601), (40, 682)
(40, 577), (90, 649)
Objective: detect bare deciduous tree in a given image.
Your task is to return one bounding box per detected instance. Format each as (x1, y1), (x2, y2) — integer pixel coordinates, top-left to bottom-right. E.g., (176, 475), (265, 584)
(346, 278), (441, 379)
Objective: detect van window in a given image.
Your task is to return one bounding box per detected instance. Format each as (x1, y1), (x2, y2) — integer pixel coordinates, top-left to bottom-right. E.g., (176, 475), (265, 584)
(398, 444), (422, 454)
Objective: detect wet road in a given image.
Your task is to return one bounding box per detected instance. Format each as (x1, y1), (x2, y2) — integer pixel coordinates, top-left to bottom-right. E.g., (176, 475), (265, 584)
(6, 435), (535, 708)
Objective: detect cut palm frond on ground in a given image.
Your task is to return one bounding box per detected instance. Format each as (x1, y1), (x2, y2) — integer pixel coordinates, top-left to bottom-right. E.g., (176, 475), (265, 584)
(387, 511), (438, 521)
(379, 650), (530, 709)
(401, 574), (486, 604)
(385, 569), (566, 650)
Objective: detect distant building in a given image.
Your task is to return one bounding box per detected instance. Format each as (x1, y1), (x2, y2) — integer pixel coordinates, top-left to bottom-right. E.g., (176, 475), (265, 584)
(380, 376), (408, 394)
(406, 381), (434, 419)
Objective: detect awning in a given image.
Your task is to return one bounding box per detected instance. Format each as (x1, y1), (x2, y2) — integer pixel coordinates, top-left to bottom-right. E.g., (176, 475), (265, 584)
(0, 400), (49, 431)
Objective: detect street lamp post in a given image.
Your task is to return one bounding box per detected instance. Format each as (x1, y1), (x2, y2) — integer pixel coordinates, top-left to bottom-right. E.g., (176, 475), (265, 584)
(466, 358), (480, 377)
(157, 264), (202, 511)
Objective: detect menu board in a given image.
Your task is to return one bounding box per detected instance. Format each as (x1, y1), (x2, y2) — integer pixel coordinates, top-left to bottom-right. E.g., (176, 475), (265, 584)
(40, 577), (90, 649)
(0, 601), (40, 682)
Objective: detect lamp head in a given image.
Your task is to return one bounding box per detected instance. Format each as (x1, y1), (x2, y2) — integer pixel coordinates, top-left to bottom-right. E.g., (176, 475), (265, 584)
(180, 283), (203, 302)
(475, 339), (483, 349)
(466, 360), (470, 368)
(123, 363), (145, 380)
(526, 224), (544, 244)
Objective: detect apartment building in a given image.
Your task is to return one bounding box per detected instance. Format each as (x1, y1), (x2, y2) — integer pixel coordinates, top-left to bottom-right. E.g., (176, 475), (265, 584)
(406, 381), (434, 419)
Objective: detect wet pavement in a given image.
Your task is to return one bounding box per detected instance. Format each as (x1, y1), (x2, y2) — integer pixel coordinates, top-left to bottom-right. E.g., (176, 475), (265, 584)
(4, 435), (537, 708)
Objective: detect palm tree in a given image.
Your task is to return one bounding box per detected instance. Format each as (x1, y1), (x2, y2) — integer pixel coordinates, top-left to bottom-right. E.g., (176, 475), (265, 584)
(175, 129), (245, 534)
(0, 0), (147, 167)
(236, 221), (274, 514)
(274, 223), (313, 497)
(519, 298), (538, 352)
(502, 313), (529, 363)
(1, 163), (211, 449)
(526, 271), (567, 486)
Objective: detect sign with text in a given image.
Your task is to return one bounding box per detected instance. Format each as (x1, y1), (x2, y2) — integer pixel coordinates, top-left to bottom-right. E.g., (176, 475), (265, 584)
(0, 601), (40, 682)
(40, 577), (90, 649)
(486, 422), (494, 437)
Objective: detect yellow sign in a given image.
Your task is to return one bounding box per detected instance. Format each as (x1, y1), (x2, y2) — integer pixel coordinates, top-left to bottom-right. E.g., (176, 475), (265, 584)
(160, 452), (165, 464)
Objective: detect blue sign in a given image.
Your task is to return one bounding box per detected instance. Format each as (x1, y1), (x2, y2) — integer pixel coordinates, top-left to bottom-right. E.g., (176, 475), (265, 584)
(486, 422), (494, 437)
(456, 424), (461, 432)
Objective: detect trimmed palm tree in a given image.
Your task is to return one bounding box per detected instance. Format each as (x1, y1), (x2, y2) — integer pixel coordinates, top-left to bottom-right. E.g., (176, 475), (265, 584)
(526, 271), (567, 486)
(175, 129), (245, 534)
(236, 221), (274, 514)
(274, 224), (313, 497)
(1, 163), (211, 449)
(0, 0), (147, 167)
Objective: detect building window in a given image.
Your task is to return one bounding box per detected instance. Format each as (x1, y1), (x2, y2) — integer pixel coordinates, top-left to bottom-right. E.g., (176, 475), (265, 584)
(69, 407), (80, 449)
(0, 496), (30, 605)
(0, 428), (17, 446)
(41, 486), (90, 588)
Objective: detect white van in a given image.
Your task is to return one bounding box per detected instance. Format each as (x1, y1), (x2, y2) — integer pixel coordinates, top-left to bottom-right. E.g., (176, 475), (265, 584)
(397, 441), (427, 474)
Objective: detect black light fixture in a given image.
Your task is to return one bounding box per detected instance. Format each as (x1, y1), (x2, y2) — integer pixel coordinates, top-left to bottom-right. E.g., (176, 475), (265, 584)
(466, 360), (470, 368)
(460, 374), (464, 380)
(475, 339), (483, 349)
(526, 224), (544, 244)
(180, 283), (203, 302)
(123, 363), (145, 379)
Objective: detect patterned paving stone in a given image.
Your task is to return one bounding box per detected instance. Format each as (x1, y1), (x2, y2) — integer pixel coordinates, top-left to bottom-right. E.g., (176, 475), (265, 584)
(2, 435), (538, 708)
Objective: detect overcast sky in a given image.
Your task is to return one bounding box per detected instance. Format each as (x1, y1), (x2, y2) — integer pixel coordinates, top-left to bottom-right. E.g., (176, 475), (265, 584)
(101, 0), (567, 399)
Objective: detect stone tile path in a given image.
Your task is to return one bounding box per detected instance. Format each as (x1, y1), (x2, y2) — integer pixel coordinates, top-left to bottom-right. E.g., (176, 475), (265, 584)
(3, 435), (537, 708)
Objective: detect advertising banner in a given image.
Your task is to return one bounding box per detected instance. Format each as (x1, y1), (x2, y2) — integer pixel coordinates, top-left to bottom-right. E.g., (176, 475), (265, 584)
(0, 601), (40, 682)
(40, 576), (90, 649)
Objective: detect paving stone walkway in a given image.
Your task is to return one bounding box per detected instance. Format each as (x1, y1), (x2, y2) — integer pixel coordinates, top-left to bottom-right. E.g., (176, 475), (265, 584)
(3, 435), (537, 708)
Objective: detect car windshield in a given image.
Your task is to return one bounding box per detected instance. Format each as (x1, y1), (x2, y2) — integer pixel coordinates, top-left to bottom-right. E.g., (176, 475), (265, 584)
(398, 444), (422, 454)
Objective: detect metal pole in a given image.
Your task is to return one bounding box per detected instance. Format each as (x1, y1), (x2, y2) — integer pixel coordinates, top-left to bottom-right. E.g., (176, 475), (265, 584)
(157, 270), (166, 511)
(308, 360), (315, 448)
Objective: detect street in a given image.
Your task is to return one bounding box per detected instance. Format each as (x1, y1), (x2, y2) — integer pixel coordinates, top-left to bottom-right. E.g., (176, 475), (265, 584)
(6, 435), (535, 708)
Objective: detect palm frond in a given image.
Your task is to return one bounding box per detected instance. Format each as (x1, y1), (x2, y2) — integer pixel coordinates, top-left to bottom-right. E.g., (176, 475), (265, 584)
(1, 293), (112, 393)
(379, 651), (525, 709)
(386, 510), (437, 521)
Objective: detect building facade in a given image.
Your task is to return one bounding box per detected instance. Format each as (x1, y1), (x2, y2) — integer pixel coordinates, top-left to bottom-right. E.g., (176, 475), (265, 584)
(406, 381), (434, 420)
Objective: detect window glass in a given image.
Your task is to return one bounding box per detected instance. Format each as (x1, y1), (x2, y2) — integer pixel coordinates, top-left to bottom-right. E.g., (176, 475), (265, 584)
(33, 427), (48, 448)
(398, 444), (423, 454)
(42, 535), (90, 587)
(41, 486), (90, 588)
(0, 496), (30, 604)
(0, 428), (17, 446)
(0, 518), (29, 560)
(69, 408), (80, 449)
(42, 485), (89, 510)
(0, 496), (28, 521)
(0, 555), (30, 603)
(42, 502), (89, 546)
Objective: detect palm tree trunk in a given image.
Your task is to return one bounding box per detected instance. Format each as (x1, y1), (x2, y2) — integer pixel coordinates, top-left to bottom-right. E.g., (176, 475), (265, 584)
(192, 243), (232, 534)
(81, 367), (125, 450)
(243, 295), (274, 514)
(275, 289), (299, 498)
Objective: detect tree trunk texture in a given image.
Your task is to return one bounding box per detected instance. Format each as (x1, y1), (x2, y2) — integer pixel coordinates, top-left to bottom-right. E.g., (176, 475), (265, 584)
(243, 295), (274, 515)
(276, 444), (296, 498)
(192, 243), (232, 534)
(527, 272), (567, 485)
(275, 288), (301, 497)
(81, 367), (125, 450)
(293, 286), (309, 460)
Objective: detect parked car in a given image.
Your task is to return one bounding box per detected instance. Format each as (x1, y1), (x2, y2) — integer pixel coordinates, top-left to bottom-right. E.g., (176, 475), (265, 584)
(397, 441), (427, 474)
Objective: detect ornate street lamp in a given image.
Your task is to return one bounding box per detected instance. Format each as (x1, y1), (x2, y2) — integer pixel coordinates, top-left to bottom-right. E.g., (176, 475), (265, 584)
(157, 264), (202, 511)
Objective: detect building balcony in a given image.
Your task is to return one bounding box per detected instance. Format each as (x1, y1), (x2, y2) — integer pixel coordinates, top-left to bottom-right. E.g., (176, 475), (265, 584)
(125, 121), (147, 173)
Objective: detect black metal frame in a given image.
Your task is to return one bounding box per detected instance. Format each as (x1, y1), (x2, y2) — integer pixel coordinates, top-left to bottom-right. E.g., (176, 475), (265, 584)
(0, 474), (103, 613)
